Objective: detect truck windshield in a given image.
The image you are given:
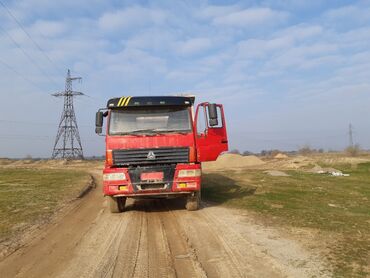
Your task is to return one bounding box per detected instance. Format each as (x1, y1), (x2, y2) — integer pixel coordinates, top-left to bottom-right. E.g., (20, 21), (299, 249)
(109, 107), (192, 135)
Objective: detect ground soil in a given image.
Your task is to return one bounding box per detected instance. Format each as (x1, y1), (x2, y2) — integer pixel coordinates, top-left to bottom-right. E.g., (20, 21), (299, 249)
(202, 154), (265, 171)
(0, 168), (330, 278)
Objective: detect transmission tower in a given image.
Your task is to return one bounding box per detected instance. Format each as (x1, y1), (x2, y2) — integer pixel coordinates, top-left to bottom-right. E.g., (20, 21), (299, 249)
(348, 123), (354, 147)
(51, 69), (84, 159)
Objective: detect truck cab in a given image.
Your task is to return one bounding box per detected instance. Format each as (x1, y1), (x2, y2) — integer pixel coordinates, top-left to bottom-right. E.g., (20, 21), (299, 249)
(95, 96), (228, 213)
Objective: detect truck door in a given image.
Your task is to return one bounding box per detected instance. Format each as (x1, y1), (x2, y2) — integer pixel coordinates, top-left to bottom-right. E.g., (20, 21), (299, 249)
(194, 103), (228, 162)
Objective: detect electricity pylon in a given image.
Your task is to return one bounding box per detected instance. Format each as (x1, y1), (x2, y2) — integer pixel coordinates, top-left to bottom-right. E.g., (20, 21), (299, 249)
(349, 123), (354, 147)
(51, 69), (84, 159)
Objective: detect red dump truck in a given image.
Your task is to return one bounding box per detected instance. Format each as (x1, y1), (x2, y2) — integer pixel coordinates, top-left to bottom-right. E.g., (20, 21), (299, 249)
(95, 96), (228, 213)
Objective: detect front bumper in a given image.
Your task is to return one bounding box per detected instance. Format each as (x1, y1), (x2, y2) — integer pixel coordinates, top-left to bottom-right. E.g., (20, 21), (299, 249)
(103, 163), (201, 197)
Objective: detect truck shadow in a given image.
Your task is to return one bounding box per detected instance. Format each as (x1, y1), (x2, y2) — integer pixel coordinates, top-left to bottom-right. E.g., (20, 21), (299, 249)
(201, 172), (256, 205)
(124, 172), (256, 212)
(125, 197), (187, 213)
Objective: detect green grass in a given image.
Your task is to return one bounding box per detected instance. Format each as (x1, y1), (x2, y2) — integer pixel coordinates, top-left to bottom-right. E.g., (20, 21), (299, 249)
(0, 168), (90, 242)
(202, 163), (370, 277)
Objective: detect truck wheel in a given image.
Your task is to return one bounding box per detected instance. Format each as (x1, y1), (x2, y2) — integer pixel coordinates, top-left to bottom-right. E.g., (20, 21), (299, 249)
(185, 192), (200, 211)
(118, 197), (126, 212)
(108, 196), (126, 213)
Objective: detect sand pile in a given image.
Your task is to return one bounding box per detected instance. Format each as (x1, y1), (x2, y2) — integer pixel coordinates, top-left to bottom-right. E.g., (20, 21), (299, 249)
(274, 153), (288, 159)
(203, 154), (265, 171)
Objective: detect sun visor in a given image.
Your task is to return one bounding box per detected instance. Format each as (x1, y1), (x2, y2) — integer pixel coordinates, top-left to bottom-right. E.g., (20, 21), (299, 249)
(107, 96), (194, 109)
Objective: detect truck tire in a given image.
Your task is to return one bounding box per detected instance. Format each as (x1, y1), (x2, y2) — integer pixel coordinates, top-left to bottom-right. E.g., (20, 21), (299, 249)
(185, 191), (200, 211)
(108, 196), (126, 213)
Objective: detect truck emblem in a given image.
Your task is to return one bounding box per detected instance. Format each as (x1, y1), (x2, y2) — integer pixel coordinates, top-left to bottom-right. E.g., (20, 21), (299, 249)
(147, 151), (156, 160)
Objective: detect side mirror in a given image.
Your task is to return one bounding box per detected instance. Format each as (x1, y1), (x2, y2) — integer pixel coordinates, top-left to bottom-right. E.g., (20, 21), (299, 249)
(95, 111), (103, 134)
(208, 103), (218, 127)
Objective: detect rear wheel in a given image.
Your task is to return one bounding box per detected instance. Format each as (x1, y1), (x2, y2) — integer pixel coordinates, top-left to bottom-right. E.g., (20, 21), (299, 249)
(108, 196), (126, 213)
(185, 191), (200, 211)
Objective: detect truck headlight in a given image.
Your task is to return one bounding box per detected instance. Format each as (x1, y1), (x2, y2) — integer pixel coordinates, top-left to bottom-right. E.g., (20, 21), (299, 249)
(103, 173), (126, 181)
(178, 169), (201, 178)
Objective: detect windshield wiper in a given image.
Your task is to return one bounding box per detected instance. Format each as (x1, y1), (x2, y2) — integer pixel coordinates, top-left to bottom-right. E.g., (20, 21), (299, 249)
(130, 129), (158, 133)
(166, 131), (189, 134)
(129, 129), (166, 136)
(110, 130), (158, 136)
(153, 129), (190, 135)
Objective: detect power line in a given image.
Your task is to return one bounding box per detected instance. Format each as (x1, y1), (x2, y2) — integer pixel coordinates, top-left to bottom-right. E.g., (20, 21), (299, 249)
(0, 58), (60, 105)
(0, 119), (92, 128)
(0, 58), (47, 92)
(0, 0), (65, 77)
(0, 134), (102, 142)
(0, 134), (52, 139)
(0, 25), (60, 89)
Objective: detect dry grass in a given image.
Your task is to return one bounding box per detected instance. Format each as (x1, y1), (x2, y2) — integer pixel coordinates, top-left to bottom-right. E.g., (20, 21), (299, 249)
(0, 168), (90, 243)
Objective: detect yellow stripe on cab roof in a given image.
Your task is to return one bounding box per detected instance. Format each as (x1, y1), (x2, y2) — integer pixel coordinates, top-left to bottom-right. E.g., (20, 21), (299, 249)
(124, 96), (132, 106)
(118, 97), (126, 106)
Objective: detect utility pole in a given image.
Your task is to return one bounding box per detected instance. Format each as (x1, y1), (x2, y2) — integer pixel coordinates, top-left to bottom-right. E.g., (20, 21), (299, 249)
(51, 69), (84, 159)
(348, 123), (354, 147)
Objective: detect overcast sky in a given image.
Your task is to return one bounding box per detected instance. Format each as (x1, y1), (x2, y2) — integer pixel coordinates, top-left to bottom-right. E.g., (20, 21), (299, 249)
(0, 0), (370, 158)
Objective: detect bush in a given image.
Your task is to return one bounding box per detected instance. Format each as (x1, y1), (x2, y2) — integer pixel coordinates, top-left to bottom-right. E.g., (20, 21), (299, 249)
(229, 149), (241, 155)
(345, 144), (361, 157)
(260, 149), (281, 157)
(298, 145), (314, 155)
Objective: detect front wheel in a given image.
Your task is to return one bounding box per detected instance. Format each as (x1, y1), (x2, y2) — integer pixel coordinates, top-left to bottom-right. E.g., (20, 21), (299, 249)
(108, 196), (126, 213)
(185, 191), (200, 211)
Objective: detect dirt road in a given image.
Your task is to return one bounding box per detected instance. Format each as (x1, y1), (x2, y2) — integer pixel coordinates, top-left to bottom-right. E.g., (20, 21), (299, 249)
(0, 172), (329, 278)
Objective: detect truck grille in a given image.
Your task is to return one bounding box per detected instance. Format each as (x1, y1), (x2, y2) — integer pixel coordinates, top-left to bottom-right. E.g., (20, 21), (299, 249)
(113, 147), (189, 166)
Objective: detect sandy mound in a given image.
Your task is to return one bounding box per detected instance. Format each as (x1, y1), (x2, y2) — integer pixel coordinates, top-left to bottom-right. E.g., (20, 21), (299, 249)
(203, 154), (265, 171)
(274, 153), (288, 159)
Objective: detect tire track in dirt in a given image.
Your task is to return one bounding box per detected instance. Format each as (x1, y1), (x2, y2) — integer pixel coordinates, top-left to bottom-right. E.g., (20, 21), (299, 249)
(57, 204), (130, 277)
(110, 201), (174, 278)
(158, 200), (208, 278)
(171, 209), (244, 277)
(111, 199), (207, 278)
(57, 199), (205, 278)
(91, 212), (133, 278)
(146, 201), (176, 278)
(126, 208), (147, 278)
